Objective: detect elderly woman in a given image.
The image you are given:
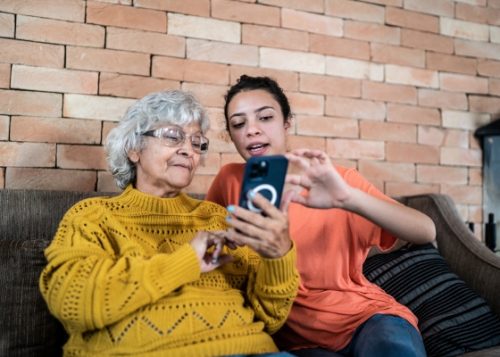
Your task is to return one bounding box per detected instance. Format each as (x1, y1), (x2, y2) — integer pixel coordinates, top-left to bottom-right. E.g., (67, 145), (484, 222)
(39, 90), (299, 357)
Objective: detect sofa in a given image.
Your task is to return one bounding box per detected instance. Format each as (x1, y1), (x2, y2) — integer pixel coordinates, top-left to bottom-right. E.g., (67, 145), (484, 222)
(1, 189), (499, 357)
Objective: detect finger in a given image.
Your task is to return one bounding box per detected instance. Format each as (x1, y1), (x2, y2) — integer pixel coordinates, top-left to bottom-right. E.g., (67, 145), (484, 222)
(211, 240), (224, 264)
(248, 191), (283, 219)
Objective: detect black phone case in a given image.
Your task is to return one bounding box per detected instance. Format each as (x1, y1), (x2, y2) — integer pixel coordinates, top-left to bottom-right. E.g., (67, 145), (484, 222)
(239, 155), (289, 212)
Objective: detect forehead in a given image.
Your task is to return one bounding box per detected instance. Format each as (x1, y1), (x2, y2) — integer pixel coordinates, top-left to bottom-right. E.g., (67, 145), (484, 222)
(228, 89), (280, 113)
(155, 123), (202, 133)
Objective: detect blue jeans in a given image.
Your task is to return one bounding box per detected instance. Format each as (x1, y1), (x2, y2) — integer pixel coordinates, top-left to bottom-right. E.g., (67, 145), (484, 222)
(292, 314), (426, 357)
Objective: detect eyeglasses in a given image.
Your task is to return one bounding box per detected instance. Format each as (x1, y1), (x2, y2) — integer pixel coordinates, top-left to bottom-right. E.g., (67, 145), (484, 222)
(142, 126), (209, 154)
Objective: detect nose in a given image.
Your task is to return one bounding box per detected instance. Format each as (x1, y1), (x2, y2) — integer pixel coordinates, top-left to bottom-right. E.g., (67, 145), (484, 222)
(177, 137), (194, 157)
(246, 118), (261, 137)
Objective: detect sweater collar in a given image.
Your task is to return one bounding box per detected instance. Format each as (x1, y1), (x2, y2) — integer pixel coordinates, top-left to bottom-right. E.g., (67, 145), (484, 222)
(117, 185), (199, 214)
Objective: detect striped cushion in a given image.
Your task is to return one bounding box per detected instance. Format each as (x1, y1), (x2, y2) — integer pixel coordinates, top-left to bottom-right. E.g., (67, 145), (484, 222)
(363, 243), (500, 357)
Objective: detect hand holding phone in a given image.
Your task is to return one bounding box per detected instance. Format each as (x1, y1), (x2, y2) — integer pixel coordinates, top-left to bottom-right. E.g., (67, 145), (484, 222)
(239, 155), (288, 213)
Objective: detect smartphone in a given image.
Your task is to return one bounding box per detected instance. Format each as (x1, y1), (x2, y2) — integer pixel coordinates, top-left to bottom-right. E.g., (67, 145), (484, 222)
(239, 155), (289, 213)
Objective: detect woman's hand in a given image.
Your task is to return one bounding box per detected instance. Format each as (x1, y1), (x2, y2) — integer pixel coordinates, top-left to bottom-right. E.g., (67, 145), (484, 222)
(190, 231), (235, 273)
(225, 192), (292, 259)
(285, 149), (353, 209)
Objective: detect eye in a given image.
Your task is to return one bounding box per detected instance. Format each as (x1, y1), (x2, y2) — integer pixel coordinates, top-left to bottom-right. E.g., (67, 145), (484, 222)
(229, 119), (245, 129)
(259, 115), (273, 121)
(161, 127), (183, 144)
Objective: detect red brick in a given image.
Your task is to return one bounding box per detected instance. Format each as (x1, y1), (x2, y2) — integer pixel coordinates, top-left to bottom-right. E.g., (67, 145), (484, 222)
(97, 171), (121, 193)
(64, 94), (135, 122)
(387, 142), (439, 164)
(181, 82), (228, 108)
(469, 96), (500, 114)
(300, 74), (361, 98)
(0, 115), (9, 140)
(67, 46), (150, 76)
(296, 115), (358, 138)
(0, 168), (4, 188)
(206, 107), (226, 132)
(310, 34), (369, 61)
(0, 89), (62, 117)
(371, 43), (425, 68)
(243, 24), (309, 52)
(469, 168), (482, 186)
(488, 8), (500, 26)
(106, 27), (184, 57)
(16, 15), (104, 47)
(404, 0), (454, 18)
(325, 0), (385, 24)
(360, 121), (417, 142)
(456, 3), (489, 24)
(0, 142), (55, 167)
(327, 57), (383, 81)
(212, 0), (280, 26)
(401, 29), (453, 54)
(417, 165), (468, 185)
(0, 12), (14, 37)
(440, 73), (488, 94)
(418, 126), (469, 148)
(287, 92), (324, 115)
(206, 129), (238, 153)
(478, 60), (500, 79)
(153, 57), (229, 85)
(0, 0), (85, 22)
(100, 73), (180, 99)
(358, 160), (415, 182)
(262, 48), (325, 75)
(418, 89), (468, 111)
(441, 147), (482, 167)
(187, 39), (258, 67)
(362, 81), (417, 105)
(386, 182), (440, 197)
(491, 0), (500, 8)
(0, 38), (64, 68)
(387, 104), (440, 125)
(10, 116), (101, 144)
(326, 97), (386, 120)
(441, 184), (482, 205)
(57, 145), (107, 170)
(426, 52), (477, 76)
(344, 20), (400, 45)
(194, 153), (221, 176)
(490, 78), (500, 96)
(281, 8), (343, 36)
(288, 135), (327, 152)
(11, 65), (98, 94)
(386, 7), (439, 33)
(259, 0), (324, 13)
(327, 139), (385, 160)
(134, 0), (210, 17)
(0, 63), (10, 88)
(230, 66), (299, 92)
(86, 1), (166, 32)
(5, 168), (96, 191)
(455, 39), (500, 61)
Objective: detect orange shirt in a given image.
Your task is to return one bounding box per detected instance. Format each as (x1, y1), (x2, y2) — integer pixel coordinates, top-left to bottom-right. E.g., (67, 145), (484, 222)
(206, 163), (418, 351)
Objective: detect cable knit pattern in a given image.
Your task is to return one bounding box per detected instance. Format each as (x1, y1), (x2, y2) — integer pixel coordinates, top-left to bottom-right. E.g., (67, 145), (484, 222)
(39, 185), (299, 357)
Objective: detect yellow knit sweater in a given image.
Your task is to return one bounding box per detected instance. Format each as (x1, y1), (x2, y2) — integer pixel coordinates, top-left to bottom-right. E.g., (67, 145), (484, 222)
(39, 185), (299, 357)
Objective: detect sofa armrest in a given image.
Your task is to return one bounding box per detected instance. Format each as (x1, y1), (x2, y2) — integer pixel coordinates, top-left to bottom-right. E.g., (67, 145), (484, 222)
(399, 193), (500, 318)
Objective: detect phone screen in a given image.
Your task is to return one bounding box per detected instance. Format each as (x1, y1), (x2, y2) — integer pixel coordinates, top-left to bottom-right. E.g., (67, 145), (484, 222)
(239, 155), (288, 212)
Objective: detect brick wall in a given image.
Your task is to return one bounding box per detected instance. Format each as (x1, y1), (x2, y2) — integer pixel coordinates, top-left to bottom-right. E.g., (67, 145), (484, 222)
(1, 0), (499, 239)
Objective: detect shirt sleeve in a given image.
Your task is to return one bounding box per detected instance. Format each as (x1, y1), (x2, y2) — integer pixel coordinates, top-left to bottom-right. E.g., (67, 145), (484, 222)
(206, 163), (243, 207)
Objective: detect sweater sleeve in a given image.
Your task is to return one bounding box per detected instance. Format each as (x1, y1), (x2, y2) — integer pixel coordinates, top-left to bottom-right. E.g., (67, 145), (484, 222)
(245, 243), (299, 334)
(39, 209), (201, 333)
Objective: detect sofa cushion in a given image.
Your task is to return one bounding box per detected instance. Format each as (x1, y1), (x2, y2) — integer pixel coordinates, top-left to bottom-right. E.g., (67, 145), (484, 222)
(0, 239), (66, 357)
(363, 243), (500, 357)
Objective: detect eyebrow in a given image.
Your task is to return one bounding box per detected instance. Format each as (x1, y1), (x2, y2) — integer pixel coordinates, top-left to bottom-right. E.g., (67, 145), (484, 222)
(229, 105), (276, 120)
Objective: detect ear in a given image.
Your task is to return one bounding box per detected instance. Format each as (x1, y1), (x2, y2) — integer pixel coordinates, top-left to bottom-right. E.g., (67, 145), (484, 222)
(128, 150), (140, 163)
(284, 117), (292, 132)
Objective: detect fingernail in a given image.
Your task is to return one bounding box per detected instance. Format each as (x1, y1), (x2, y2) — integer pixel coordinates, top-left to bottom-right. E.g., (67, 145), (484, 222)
(225, 215), (232, 222)
(227, 205), (235, 213)
(247, 189), (256, 199)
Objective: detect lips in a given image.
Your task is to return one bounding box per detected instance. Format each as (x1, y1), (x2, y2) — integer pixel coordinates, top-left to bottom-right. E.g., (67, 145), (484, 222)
(247, 142), (269, 156)
(170, 161), (193, 170)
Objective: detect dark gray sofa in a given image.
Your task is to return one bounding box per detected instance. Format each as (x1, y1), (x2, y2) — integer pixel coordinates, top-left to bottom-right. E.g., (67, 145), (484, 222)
(1, 189), (499, 356)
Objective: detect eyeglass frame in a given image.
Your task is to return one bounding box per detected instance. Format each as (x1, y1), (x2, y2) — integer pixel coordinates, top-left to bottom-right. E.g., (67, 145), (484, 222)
(141, 125), (209, 154)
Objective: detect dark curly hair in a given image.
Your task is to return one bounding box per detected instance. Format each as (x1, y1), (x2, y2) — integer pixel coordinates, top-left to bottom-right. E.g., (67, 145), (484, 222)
(223, 75), (292, 131)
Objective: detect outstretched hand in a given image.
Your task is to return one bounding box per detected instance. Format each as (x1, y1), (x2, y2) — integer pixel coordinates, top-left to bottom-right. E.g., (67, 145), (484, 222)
(190, 231), (235, 273)
(285, 149), (353, 210)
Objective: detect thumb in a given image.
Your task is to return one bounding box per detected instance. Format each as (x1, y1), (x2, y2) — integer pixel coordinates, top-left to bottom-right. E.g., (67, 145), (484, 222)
(280, 189), (296, 213)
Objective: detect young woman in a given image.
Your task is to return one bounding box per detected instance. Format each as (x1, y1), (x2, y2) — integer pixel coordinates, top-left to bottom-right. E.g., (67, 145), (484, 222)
(207, 75), (436, 357)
